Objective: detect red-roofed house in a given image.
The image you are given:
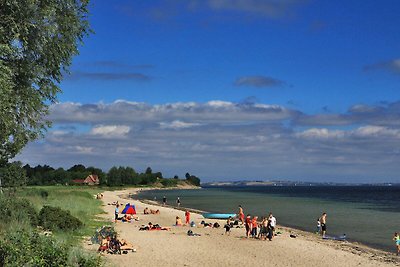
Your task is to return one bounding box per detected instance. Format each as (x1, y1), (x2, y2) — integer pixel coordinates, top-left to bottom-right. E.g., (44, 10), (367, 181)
(72, 175), (100, 186)
(84, 174), (100, 185)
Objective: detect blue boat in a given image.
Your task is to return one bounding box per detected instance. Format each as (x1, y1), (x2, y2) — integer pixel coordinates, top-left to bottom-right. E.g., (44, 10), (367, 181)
(202, 213), (236, 219)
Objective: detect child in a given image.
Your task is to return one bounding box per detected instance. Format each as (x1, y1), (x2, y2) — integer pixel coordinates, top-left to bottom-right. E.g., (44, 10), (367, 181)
(316, 218), (321, 234)
(393, 232), (400, 255)
(185, 210), (190, 224)
(225, 216), (233, 235)
(251, 216), (258, 238)
(114, 204), (119, 222)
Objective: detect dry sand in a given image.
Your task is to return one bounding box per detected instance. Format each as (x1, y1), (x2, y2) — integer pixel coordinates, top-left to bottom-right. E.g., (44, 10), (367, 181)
(85, 188), (399, 267)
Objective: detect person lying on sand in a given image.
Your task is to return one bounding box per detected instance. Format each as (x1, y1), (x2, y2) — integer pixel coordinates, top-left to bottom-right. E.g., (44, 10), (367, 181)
(120, 239), (136, 251)
(139, 222), (170, 231)
(150, 209), (160, 214)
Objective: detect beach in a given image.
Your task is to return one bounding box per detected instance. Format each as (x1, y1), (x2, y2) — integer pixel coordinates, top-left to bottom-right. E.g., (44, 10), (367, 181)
(87, 188), (399, 267)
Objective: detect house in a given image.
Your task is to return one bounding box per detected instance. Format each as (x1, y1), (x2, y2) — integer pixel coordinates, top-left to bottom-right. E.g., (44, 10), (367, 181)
(72, 174), (100, 186)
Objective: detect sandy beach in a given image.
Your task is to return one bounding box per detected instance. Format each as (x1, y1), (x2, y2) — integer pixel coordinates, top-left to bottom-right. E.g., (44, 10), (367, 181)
(86, 188), (399, 267)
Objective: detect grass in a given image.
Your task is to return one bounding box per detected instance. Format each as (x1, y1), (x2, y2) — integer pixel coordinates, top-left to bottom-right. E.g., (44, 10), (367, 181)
(14, 186), (109, 244)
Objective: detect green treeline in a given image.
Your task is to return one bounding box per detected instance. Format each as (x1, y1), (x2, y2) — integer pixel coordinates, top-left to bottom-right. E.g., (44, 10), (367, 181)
(22, 164), (201, 187)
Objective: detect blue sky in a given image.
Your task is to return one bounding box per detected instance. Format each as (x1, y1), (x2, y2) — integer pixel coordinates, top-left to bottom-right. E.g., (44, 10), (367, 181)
(17, 0), (400, 183)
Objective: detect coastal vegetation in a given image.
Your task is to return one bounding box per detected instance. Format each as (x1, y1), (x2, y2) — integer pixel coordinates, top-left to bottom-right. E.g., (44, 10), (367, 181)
(0, 186), (104, 266)
(22, 163), (201, 187)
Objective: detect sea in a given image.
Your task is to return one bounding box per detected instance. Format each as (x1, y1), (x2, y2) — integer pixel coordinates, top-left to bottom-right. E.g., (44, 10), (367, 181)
(136, 185), (400, 252)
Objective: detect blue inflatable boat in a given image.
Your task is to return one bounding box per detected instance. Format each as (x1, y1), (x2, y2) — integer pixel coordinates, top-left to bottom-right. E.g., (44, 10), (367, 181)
(202, 213), (236, 219)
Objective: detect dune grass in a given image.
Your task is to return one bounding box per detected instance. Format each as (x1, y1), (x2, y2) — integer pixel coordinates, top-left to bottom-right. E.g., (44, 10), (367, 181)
(14, 186), (109, 244)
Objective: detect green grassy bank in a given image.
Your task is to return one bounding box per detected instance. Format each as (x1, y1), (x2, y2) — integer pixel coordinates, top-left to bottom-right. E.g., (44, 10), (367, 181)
(0, 186), (112, 266)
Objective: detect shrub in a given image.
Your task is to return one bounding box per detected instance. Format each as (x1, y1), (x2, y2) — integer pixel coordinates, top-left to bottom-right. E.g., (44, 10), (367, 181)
(0, 230), (68, 266)
(39, 206), (83, 231)
(0, 229), (102, 267)
(40, 190), (49, 199)
(0, 197), (38, 227)
(161, 179), (178, 187)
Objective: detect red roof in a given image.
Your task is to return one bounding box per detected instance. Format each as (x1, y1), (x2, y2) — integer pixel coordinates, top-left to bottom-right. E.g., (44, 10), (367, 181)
(84, 174), (99, 185)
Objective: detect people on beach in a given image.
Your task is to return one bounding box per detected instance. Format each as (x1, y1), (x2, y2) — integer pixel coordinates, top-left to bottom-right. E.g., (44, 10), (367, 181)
(268, 212), (276, 241)
(260, 217), (268, 240)
(316, 218), (321, 234)
(245, 214), (252, 238)
(251, 216), (258, 238)
(185, 210), (190, 224)
(393, 232), (400, 255)
(114, 204), (119, 222)
(175, 216), (183, 226)
(319, 212), (327, 237)
(150, 209), (160, 214)
(144, 207), (150, 214)
(163, 196), (167, 206)
(177, 197), (181, 207)
(238, 205), (245, 224)
(225, 217), (233, 235)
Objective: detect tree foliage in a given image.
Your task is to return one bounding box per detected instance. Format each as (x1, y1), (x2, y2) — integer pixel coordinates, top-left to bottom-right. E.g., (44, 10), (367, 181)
(0, 162), (27, 193)
(0, 0), (91, 166)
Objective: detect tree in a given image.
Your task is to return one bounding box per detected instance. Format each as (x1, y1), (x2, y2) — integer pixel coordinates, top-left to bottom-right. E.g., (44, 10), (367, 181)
(0, 0), (90, 167)
(0, 162), (27, 195)
(185, 172), (190, 179)
(68, 164), (87, 173)
(173, 175), (179, 179)
(145, 167), (152, 175)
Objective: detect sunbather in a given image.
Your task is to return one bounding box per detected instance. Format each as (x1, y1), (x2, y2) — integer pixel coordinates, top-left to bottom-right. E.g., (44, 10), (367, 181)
(150, 209), (160, 214)
(120, 239), (135, 250)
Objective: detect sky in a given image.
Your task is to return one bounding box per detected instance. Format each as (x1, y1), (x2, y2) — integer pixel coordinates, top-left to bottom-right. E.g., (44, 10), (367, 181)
(16, 0), (400, 183)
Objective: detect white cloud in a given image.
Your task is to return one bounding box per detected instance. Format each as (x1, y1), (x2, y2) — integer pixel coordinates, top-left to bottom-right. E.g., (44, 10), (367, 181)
(296, 128), (344, 139)
(90, 125), (130, 138)
(160, 120), (201, 129)
(352, 126), (400, 138)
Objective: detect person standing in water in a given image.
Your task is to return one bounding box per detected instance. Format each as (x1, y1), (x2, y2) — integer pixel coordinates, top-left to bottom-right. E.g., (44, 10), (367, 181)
(393, 232), (400, 255)
(320, 212), (327, 237)
(177, 197), (181, 207)
(163, 196), (167, 206)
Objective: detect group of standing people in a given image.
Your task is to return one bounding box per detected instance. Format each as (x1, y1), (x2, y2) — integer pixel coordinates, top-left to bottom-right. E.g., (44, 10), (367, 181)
(238, 205), (276, 241)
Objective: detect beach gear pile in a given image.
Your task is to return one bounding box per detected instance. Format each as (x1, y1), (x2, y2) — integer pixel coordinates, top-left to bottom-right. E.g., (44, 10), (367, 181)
(91, 226), (116, 244)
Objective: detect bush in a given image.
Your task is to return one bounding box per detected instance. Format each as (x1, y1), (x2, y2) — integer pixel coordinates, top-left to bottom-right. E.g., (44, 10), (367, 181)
(0, 229), (102, 267)
(39, 206), (83, 231)
(40, 190), (49, 199)
(161, 179), (178, 187)
(0, 197), (38, 227)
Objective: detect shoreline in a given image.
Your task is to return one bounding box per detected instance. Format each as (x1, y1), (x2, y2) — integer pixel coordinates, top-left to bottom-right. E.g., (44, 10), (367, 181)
(133, 188), (397, 259)
(135, 186), (397, 254)
(87, 187), (399, 267)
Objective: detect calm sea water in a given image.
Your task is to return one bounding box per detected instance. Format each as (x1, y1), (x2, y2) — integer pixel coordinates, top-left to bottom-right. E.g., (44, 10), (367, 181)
(136, 186), (400, 252)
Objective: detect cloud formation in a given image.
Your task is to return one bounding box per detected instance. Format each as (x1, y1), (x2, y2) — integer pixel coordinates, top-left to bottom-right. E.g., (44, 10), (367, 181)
(234, 75), (285, 88)
(65, 71), (151, 81)
(364, 58), (400, 75)
(16, 100), (400, 183)
(116, 0), (307, 21)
